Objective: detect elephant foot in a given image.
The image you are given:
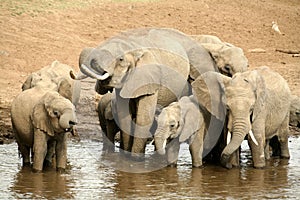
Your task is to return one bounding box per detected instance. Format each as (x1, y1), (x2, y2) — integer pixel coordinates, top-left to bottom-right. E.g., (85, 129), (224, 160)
(192, 161), (203, 168)
(32, 168), (42, 173)
(192, 164), (204, 169)
(253, 161), (266, 169)
(253, 165), (265, 169)
(56, 167), (66, 173)
(280, 155), (290, 159)
(220, 154), (232, 169)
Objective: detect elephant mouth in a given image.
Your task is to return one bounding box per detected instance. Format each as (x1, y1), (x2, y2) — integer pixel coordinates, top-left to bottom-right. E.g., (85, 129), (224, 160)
(98, 77), (114, 88)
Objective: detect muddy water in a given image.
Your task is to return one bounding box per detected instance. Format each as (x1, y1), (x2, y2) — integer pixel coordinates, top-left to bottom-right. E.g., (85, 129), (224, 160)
(1, 137), (300, 199)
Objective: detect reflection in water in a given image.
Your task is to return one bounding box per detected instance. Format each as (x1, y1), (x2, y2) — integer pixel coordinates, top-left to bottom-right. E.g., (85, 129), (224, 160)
(11, 167), (74, 199)
(0, 138), (299, 199)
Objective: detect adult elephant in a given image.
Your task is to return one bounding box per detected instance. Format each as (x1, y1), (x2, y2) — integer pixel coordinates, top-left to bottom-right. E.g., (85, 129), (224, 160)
(192, 66), (291, 168)
(72, 28), (220, 160)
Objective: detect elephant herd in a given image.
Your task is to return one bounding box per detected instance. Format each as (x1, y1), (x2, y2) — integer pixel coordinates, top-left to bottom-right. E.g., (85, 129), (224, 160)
(11, 28), (300, 172)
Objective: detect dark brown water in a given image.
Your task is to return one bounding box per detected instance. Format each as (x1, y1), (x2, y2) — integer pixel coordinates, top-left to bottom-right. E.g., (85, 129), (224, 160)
(1, 137), (300, 199)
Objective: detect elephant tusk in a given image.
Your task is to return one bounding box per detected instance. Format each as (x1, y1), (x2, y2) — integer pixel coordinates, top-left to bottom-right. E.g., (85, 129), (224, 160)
(227, 131), (231, 145)
(149, 139), (154, 145)
(69, 70), (88, 80)
(80, 64), (110, 80)
(249, 130), (258, 146)
(162, 139), (167, 150)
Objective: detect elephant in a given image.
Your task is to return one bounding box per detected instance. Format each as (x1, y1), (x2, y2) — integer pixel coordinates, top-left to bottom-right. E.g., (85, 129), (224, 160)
(11, 86), (77, 172)
(192, 66), (291, 168)
(153, 95), (207, 167)
(22, 60), (81, 106)
(289, 95), (300, 127)
(191, 35), (248, 77)
(72, 28), (219, 160)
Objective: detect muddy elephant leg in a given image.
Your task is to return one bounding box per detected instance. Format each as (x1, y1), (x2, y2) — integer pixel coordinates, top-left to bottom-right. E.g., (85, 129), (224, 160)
(55, 133), (67, 172)
(131, 93), (158, 160)
(189, 128), (204, 168)
(166, 138), (180, 167)
(33, 129), (47, 172)
(248, 128), (266, 168)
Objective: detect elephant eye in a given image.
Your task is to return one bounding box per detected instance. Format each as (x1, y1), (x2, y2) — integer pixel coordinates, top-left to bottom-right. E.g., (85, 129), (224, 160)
(170, 121), (179, 129)
(53, 110), (60, 117)
(224, 65), (230, 72)
(118, 56), (124, 62)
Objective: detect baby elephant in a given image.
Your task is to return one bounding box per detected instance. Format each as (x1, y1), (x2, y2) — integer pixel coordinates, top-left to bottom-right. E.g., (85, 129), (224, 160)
(11, 89), (77, 172)
(154, 95), (206, 167)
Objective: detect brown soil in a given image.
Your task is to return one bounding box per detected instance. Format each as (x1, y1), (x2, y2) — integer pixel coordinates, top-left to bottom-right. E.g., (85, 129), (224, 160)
(1, 0), (299, 143)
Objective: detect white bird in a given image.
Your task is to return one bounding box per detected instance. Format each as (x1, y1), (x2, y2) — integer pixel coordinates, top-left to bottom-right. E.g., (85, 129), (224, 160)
(272, 21), (283, 35)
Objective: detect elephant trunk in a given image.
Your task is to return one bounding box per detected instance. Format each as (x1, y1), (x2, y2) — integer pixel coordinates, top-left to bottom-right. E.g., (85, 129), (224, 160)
(221, 119), (249, 167)
(154, 135), (167, 155)
(59, 109), (77, 132)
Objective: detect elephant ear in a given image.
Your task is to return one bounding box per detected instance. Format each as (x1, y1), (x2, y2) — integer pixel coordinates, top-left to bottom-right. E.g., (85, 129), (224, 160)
(120, 64), (162, 98)
(178, 99), (203, 143)
(55, 77), (72, 102)
(191, 71), (230, 121)
(248, 70), (266, 122)
(22, 73), (42, 91)
(31, 93), (55, 136)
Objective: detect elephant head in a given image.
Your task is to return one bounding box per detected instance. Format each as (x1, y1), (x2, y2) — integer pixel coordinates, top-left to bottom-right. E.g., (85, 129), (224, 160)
(192, 70), (262, 166)
(31, 91), (77, 136)
(74, 47), (190, 98)
(154, 96), (203, 155)
(290, 95), (300, 127)
(200, 43), (248, 77)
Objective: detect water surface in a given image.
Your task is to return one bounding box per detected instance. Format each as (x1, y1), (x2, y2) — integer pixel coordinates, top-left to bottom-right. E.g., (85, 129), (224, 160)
(1, 137), (300, 199)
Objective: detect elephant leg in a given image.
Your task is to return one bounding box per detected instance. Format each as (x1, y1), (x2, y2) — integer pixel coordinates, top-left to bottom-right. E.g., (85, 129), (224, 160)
(264, 139), (271, 160)
(115, 91), (133, 153)
(269, 136), (281, 157)
(166, 138), (180, 167)
(44, 140), (56, 168)
(189, 128), (204, 168)
(55, 133), (67, 172)
(248, 128), (266, 168)
(229, 149), (240, 167)
(277, 116), (290, 159)
(33, 129), (47, 172)
(18, 142), (31, 166)
(103, 120), (119, 154)
(131, 93), (158, 159)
